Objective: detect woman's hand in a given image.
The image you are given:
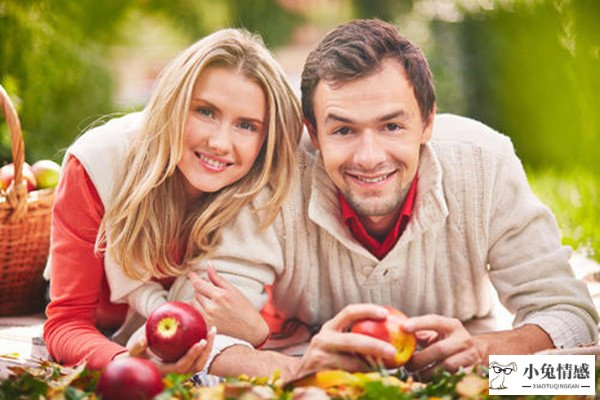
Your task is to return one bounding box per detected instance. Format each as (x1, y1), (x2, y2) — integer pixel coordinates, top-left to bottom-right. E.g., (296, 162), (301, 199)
(288, 304), (399, 381)
(122, 326), (216, 376)
(189, 266), (269, 347)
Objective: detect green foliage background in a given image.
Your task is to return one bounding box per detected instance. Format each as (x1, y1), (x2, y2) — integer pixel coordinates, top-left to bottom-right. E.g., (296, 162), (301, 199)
(0, 0), (598, 259)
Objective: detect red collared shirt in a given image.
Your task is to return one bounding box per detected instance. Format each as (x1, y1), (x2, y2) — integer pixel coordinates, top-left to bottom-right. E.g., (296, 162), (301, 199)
(339, 176), (418, 260)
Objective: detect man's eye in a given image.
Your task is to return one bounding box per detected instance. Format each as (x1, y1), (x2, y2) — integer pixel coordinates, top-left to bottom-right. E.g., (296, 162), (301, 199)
(334, 127), (351, 136)
(385, 123), (401, 131)
(239, 122), (257, 132)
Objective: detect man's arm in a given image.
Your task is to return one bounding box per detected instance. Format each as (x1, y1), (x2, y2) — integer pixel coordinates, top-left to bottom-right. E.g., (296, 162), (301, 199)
(209, 304), (399, 381)
(486, 143), (598, 347)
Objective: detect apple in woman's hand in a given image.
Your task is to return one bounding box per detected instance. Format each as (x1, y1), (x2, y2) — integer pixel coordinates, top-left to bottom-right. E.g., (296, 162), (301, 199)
(351, 306), (416, 367)
(96, 357), (163, 400)
(146, 301), (207, 362)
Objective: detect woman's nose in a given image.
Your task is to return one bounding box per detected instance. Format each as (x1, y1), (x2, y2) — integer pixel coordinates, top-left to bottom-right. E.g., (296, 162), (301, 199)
(206, 123), (233, 154)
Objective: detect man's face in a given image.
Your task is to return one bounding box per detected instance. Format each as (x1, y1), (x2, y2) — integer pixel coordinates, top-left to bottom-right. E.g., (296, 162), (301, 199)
(309, 59), (434, 220)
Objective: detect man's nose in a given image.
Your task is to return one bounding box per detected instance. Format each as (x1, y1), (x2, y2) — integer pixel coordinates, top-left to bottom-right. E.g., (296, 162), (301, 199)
(206, 123), (233, 155)
(354, 131), (386, 169)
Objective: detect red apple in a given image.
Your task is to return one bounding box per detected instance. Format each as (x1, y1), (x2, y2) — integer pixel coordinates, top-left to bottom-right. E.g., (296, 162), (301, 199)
(146, 301), (207, 362)
(351, 306), (416, 368)
(31, 159), (60, 189)
(0, 163), (37, 191)
(96, 357), (163, 400)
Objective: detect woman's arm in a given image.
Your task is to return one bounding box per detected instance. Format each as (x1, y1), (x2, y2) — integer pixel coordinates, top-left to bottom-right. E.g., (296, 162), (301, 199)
(44, 156), (128, 370)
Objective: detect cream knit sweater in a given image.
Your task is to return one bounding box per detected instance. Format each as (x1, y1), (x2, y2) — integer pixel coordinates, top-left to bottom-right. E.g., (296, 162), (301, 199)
(207, 113), (598, 349)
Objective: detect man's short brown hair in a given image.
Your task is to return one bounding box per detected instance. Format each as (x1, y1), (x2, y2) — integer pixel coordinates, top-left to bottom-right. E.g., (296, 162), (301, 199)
(301, 19), (436, 127)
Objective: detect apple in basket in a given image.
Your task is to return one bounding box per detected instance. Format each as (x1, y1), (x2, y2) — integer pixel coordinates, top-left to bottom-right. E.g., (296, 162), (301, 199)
(31, 159), (61, 189)
(0, 162), (37, 191)
(351, 306), (416, 368)
(96, 357), (164, 400)
(146, 301), (207, 362)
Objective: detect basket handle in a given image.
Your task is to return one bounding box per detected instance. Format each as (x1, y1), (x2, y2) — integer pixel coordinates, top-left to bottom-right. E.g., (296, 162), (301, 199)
(0, 84), (28, 220)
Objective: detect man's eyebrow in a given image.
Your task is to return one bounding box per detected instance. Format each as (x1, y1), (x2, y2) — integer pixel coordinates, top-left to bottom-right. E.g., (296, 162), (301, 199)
(324, 113), (354, 124)
(377, 110), (409, 122)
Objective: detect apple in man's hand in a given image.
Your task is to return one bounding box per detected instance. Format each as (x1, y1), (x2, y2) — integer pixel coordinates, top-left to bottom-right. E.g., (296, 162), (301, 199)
(96, 357), (163, 400)
(31, 159), (60, 189)
(351, 306), (416, 367)
(146, 301), (207, 362)
(0, 162), (37, 191)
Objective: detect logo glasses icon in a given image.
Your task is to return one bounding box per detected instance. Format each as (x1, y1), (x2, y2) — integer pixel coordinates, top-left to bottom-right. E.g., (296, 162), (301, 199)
(489, 361), (517, 390)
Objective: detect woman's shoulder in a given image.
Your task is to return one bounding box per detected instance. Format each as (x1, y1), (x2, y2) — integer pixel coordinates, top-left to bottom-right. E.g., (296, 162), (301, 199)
(66, 112), (144, 206)
(67, 112), (144, 158)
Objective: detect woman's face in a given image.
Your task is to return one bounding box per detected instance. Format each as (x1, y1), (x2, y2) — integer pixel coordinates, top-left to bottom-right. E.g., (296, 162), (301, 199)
(178, 66), (268, 201)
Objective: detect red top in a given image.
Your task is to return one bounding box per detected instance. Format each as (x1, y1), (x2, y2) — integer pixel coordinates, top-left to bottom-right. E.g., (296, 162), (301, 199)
(339, 176), (418, 259)
(44, 156), (130, 369)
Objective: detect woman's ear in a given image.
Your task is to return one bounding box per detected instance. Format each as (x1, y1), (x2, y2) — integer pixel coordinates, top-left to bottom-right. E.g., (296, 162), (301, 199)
(305, 119), (321, 150)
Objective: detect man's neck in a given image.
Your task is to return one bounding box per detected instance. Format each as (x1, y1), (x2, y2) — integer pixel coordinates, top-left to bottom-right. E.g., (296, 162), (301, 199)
(358, 208), (401, 241)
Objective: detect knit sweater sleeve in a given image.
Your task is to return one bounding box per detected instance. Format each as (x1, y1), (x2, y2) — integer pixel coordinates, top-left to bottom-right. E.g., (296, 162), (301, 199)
(44, 156), (128, 369)
(486, 144), (598, 348)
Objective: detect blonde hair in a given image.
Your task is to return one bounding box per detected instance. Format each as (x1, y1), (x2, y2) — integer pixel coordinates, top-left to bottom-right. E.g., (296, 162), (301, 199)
(98, 29), (302, 280)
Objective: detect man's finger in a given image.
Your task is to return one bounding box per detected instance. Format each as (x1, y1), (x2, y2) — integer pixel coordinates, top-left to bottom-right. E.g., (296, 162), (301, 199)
(324, 304), (388, 332)
(402, 315), (463, 334)
(316, 331), (398, 362)
(405, 333), (469, 372)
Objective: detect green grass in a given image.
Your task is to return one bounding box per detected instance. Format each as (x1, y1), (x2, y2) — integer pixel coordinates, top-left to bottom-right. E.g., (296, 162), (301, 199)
(527, 167), (599, 262)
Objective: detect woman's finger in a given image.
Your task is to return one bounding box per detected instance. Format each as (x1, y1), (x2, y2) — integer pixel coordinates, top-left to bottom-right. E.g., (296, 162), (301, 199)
(207, 266), (233, 290)
(128, 335), (148, 357)
(192, 327), (217, 371)
(189, 272), (222, 300)
(169, 326), (217, 374)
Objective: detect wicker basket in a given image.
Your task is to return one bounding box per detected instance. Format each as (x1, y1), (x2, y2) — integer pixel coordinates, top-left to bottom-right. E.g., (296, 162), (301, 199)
(0, 85), (54, 316)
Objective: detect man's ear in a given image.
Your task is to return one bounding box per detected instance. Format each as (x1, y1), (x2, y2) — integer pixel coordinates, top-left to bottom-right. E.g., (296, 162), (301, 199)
(421, 104), (436, 144)
(305, 119), (321, 150)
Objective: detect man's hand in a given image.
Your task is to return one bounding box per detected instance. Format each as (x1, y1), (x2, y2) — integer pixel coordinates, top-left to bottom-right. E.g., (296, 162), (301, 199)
(189, 267), (269, 347)
(120, 326), (217, 376)
(402, 315), (555, 380)
(401, 315), (485, 380)
(288, 304), (399, 380)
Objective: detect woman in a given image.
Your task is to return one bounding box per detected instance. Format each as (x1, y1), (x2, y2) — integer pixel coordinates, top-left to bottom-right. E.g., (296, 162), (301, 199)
(43, 28), (302, 374)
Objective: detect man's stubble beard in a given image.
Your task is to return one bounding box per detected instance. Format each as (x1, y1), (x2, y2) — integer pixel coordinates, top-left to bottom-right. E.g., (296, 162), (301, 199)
(342, 181), (410, 217)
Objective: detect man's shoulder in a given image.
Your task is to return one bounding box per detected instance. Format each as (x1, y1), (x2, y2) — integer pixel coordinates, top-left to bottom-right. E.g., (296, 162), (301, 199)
(431, 113), (513, 156)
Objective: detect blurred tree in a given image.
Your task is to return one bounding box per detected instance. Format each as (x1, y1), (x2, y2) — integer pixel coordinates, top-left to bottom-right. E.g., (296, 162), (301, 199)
(460, 0), (599, 170)
(226, 0), (303, 48)
(352, 0), (413, 21)
(0, 0), (131, 163)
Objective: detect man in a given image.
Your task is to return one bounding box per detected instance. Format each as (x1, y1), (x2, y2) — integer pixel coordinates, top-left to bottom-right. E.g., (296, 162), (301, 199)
(199, 19), (598, 380)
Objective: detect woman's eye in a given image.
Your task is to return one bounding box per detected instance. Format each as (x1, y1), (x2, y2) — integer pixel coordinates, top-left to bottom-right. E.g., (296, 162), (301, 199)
(239, 122), (257, 132)
(196, 107), (213, 117)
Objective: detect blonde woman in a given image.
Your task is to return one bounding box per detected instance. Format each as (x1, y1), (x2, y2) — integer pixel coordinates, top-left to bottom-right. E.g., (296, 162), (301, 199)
(43, 28), (302, 375)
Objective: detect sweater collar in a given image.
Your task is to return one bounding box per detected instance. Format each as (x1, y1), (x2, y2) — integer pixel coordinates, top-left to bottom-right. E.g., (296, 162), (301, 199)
(307, 140), (449, 260)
